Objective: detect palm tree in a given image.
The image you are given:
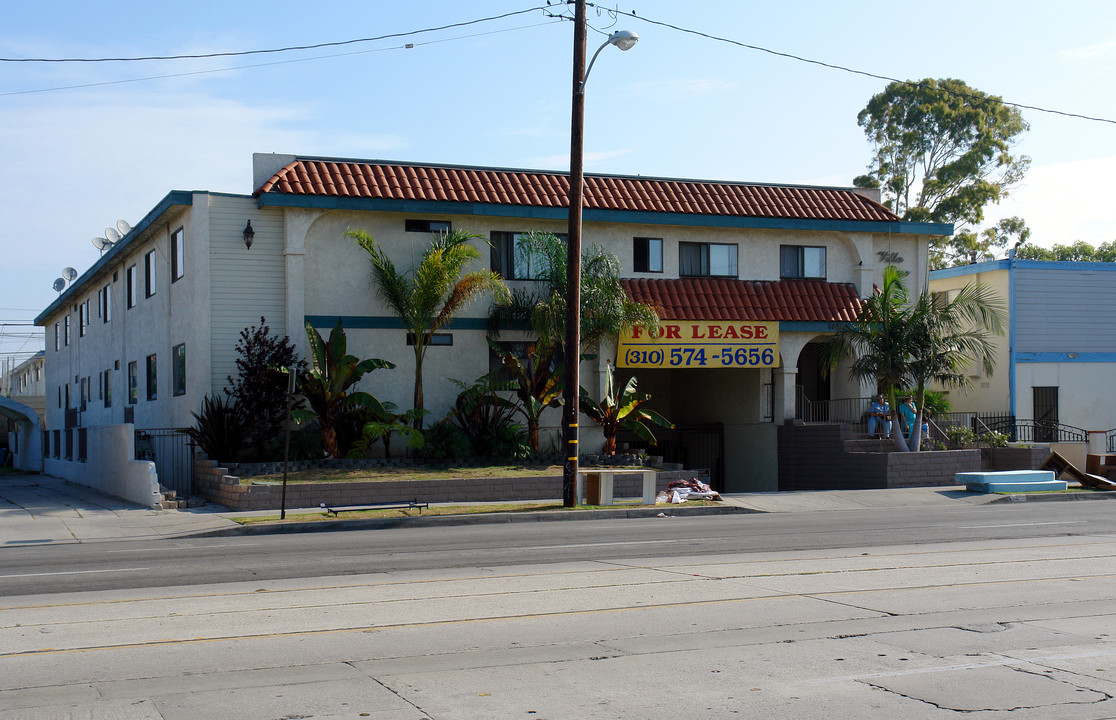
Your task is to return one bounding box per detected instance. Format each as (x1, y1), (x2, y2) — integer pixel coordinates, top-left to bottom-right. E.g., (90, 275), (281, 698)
(904, 283), (1005, 450)
(826, 266), (1004, 451)
(351, 228), (510, 427)
(825, 265), (915, 450)
(489, 232), (660, 357)
(292, 320), (394, 458)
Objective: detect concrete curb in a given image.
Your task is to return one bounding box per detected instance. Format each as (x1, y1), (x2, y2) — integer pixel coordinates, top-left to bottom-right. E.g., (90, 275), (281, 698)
(986, 490), (1116, 504)
(188, 504), (759, 538)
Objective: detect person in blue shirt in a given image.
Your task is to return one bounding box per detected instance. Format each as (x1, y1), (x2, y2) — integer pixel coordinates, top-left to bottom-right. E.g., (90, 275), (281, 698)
(868, 394), (891, 439)
(899, 396), (917, 439)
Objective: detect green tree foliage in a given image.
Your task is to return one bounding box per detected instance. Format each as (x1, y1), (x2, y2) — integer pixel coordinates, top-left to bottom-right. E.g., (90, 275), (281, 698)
(292, 321), (394, 459)
(940, 216), (1030, 268)
(826, 266), (1004, 451)
(225, 317), (305, 458)
(488, 232), (660, 357)
(351, 228), (510, 427)
(854, 78), (1030, 265)
(488, 339), (564, 453)
(579, 363), (673, 456)
(1016, 239), (1116, 262)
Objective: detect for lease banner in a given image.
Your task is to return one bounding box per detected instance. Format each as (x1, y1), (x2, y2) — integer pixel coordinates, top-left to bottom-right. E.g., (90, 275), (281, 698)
(617, 320), (780, 369)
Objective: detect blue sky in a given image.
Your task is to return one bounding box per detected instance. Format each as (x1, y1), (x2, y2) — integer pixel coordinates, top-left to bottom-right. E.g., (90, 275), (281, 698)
(2, 0), (1114, 362)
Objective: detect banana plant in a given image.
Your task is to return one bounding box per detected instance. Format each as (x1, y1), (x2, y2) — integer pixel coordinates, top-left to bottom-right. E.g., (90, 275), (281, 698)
(488, 338), (564, 453)
(291, 320), (394, 458)
(579, 362), (672, 456)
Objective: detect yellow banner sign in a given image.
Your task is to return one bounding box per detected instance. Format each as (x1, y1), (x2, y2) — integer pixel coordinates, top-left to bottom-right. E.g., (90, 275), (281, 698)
(618, 320), (780, 369)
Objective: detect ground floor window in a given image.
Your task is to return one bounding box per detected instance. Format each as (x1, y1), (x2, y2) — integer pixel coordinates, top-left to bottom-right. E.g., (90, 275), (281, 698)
(146, 354), (158, 401)
(172, 344), (186, 396)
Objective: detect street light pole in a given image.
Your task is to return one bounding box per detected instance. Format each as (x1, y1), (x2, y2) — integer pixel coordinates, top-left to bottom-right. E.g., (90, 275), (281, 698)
(563, 1), (638, 507)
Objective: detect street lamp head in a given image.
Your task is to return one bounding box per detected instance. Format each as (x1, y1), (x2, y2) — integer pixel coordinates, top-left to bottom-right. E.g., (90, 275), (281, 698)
(608, 30), (639, 51)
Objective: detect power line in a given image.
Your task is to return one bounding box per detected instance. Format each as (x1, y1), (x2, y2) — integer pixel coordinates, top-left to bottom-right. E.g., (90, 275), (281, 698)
(0, 7), (549, 63)
(1, 19), (563, 98)
(585, 3), (1116, 126)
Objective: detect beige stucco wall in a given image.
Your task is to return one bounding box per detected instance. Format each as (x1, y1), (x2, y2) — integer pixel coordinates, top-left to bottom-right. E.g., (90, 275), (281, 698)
(1015, 363), (1116, 432)
(927, 267), (1010, 414)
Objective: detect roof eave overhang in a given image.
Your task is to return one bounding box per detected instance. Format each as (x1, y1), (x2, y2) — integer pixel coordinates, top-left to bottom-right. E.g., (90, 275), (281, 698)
(35, 191), (195, 326)
(256, 193), (952, 236)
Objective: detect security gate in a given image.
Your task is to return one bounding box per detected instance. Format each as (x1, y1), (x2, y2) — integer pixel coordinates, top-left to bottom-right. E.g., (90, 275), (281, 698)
(135, 427), (195, 495)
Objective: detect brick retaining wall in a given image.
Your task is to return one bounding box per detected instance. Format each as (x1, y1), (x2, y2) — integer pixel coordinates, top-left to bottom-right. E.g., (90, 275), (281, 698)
(194, 459), (709, 511)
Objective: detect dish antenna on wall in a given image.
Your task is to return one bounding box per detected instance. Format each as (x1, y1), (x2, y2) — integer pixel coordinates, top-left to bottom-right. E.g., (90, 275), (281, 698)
(105, 227), (121, 244)
(52, 278), (66, 294)
(63, 267), (78, 283)
(92, 236), (107, 253)
(116, 219), (133, 236)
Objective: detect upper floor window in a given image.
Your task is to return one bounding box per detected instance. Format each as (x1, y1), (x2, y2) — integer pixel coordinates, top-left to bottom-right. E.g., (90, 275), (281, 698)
(633, 237), (663, 273)
(128, 361), (138, 405)
(492, 231), (566, 281)
(780, 245), (826, 279)
(101, 283), (112, 322)
(146, 354), (157, 401)
(171, 228), (185, 282)
(64, 315), (70, 345)
(144, 250), (156, 298)
(406, 219), (452, 234)
(54, 322), (60, 351)
(79, 299), (90, 337)
(172, 344), (186, 396)
(127, 265), (138, 308)
(679, 242), (737, 278)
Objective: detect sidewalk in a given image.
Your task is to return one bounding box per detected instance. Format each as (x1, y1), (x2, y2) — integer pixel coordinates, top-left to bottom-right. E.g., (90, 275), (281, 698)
(2, 471), (1113, 545)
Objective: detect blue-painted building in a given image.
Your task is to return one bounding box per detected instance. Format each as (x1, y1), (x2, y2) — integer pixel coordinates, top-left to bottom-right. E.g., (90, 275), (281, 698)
(929, 257), (1116, 437)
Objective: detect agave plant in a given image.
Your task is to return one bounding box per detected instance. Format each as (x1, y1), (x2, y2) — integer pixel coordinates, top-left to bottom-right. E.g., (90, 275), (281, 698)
(291, 320), (395, 458)
(579, 363), (672, 456)
(184, 394), (248, 462)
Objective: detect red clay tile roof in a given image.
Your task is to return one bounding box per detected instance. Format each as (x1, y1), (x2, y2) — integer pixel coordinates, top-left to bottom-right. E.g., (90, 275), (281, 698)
(256, 159), (898, 223)
(621, 278), (862, 323)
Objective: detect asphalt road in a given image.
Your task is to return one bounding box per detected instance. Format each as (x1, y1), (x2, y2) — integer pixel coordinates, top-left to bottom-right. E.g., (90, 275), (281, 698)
(2, 500), (1111, 596)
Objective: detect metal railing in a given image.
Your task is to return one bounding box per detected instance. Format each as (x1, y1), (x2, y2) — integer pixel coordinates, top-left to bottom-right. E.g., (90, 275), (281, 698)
(797, 395), (872, 433)
(1107, 429), (1116, 453)
(982, 418), (1087, 444)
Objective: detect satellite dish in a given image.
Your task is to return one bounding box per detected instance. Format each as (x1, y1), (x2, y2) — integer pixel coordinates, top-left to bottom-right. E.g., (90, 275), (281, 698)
(53, 278), (66, 293)
(63, 267), (78, 282)
(92, 236), (106, 250)
(105, 227), (121, 243)
(116, 219), (133, 236)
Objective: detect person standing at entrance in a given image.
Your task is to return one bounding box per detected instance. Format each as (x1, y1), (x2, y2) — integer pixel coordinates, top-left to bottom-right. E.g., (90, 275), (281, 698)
(899, 396), (917, 439)
(868, 394), (891, 439)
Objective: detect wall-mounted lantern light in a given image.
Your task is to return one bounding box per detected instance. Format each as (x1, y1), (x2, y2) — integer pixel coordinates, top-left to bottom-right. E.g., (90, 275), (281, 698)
(243, 220), (255, 250)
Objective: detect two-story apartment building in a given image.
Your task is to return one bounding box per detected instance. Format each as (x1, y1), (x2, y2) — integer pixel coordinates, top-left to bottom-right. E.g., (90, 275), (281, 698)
(36, 153), (947, 491)
(929, 258), (1116, 443)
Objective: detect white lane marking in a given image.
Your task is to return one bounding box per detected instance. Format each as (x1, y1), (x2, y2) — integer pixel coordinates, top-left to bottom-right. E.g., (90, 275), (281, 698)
(517, 540), (679, 551)
(103, 543), (259, 553)
(959, 521), (1083, 529)
(0, 567), (150, 579)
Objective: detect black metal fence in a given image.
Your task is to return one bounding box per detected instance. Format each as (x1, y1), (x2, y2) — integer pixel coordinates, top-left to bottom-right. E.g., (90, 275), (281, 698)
(1109, 430), (1116, 453)
(980, 417), (1087, 443)
(135, 427), (195, 495)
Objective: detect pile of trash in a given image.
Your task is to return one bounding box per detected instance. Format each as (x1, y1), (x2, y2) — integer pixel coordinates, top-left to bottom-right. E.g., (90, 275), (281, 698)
(655, 477), (721, 504)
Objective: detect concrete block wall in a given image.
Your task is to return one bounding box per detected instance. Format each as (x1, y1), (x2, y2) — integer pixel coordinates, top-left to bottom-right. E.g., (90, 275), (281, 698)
(194, 461), (701, 511)
(778, 423), (980, 490)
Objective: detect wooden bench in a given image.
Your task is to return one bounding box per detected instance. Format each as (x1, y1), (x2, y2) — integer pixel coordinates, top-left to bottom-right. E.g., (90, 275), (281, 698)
(319, 500), (429, 516)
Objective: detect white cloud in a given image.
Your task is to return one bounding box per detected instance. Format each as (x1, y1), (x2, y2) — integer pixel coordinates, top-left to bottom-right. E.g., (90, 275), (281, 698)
(1060, 41), (1116, 62)
(987, 157), (1116, 246)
